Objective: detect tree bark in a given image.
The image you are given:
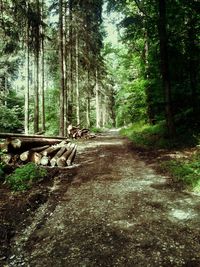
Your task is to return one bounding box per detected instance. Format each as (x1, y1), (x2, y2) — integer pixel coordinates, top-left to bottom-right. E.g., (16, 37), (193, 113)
(50, 146), (66, 167)
(41, 0), (45, 132)
(59, 0), (65, 136)
(25, 4), (30, 134)
(34, 0), (40, 133)
(66, 144), (77, 166)
(86, 95), (91, 128)
(188, 17), (198, 118)
(67, 0), (73, 123)
(57, 143), (75, 167)
(75, 31), (80, 125)
(95, 69), (100, 128)
(158, 0), (175, 137)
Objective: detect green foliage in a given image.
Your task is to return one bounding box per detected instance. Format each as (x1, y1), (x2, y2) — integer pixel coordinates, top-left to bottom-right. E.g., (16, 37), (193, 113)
(0, 151), (5, 180)
(45, 87), (59, 136)
(120, 121), (170, 148)
(161, 153), (200, 192)
(0, 90), (24, 132)
(90, 127), (105, 133)
(0, 105), (23, 133)
(6, 163), (47, 191)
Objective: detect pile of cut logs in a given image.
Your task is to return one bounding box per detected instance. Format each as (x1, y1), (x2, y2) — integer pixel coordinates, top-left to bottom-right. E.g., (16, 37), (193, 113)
(0, 133), (77, 167)
(67, 124), (95, 139)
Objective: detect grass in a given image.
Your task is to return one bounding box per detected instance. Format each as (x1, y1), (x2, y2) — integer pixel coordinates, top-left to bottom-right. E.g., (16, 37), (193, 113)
(121, 121), (200, 191)
(90, 127), (106, 133)
(120, 121), (170, 149)
(160, 153), (200, 192)
(6, 163), (47, 191)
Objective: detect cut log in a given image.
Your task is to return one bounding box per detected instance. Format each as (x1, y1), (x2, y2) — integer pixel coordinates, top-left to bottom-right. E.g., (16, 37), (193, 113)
(7, 138), (68, 153)
(29, 152), (42, 164)
(0, 142), (8, 152)
(40, 145), (61, 157)
(0, 132), (69, 140)
(50, 147), (66, 167)
(67, 145), (77, 166)
(57, 144), (75, 167)
(1, 153), (12, 164)
(40, 156), (49, 166)
(10, 138), (22, 149)
(31, 145), (50, 152)
(20, 151), (30, 162)
(19, 145), (50, 162)
(67, 124), (94, 139)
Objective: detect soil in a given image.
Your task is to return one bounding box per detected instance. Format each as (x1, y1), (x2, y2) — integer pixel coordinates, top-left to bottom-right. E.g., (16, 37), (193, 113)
(1, 130), (200, 267)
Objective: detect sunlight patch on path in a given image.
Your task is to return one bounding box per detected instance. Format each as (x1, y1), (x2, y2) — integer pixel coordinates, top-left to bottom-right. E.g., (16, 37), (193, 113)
(169, 209), (197, 221)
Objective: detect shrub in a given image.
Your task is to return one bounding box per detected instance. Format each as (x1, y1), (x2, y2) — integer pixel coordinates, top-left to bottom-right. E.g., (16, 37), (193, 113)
(161, 153), (200, 192)
(90, 127), (105, 133)
(120, 121), (169, 148)
(6, 163), (47, 191)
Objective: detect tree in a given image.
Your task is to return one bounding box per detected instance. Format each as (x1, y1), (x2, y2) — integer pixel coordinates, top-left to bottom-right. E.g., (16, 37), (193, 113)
(158, 0), (175, 137)
(59, 0), (65, 136)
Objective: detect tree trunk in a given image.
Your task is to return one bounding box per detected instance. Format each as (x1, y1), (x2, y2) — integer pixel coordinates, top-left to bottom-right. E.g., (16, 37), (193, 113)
(95, 70), (100, 128)
(86, 95), (90, 128)
(188, 17), (198, 119)
(25, 11), (30, 134)
(144, 29), (155, 125)
(34, 0), (40, 134)
(59, 0), (65, 136)
(158, 0), (175, 137)
(41, 0), (45, 132)
(67, 0), (73, 123)
(34, 51), (39, 133)
(75, 31), (80, 125)
(63, 1), (68, 136)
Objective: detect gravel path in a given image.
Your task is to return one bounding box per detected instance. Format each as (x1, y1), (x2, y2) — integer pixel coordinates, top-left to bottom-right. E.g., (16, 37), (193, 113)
(7, 131), (200, 267)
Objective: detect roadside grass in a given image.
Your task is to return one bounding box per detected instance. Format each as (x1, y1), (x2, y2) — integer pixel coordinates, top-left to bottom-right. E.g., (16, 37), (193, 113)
(5, 163), (47, 191)
(120, 121), (170, 149)
(90, 127), (106, 133)
(160, 154), (200, 192)
(121, 121), (200, 191)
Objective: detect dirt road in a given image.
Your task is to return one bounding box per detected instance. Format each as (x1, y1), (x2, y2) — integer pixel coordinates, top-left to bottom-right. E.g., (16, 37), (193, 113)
(4, 131), (200, 266)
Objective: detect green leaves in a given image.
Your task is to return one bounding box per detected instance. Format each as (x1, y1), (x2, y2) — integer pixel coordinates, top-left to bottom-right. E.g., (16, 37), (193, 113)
(161, 157), (200, 192)
(6, 163), (47, 191)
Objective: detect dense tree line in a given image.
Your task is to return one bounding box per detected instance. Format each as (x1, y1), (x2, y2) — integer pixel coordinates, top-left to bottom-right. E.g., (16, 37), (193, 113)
(107, 0), (200, 138)
(0, 0), (200, 141)
(0, 0), (114, 136)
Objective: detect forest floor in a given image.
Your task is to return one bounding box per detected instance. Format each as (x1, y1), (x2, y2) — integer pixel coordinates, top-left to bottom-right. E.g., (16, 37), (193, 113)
(1, 130), (200, 267)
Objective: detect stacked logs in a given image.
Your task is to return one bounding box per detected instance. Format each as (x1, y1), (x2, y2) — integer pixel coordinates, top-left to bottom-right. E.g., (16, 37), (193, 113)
(0, 134), (77, 167)
(67, 124), (95, 139)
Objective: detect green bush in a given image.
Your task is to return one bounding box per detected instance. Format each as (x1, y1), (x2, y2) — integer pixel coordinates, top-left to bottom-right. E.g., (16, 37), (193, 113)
(161, 154), (200, 192)
(90, 127), (105, 133)
(120, 121), (169, 148)
(6, 163), (47, 191)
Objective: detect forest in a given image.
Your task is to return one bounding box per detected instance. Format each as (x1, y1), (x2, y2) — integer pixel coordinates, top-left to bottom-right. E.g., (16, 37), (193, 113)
(1, 1), (200, 265)
(0, 0), (199, 142)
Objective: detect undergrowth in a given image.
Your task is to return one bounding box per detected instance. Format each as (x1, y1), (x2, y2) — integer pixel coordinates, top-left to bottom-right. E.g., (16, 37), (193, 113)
(120, 121), (198, 149)
(161, 153), (200, 192)
(90, 127), (105, 133)
(6, 163), (47, 191)
(120, 121), (170, 149)
(121, 121), (200, 191)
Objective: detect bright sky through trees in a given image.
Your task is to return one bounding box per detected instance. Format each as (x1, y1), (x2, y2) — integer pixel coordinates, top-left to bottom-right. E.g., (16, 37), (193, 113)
(103, 4), (121, 47)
